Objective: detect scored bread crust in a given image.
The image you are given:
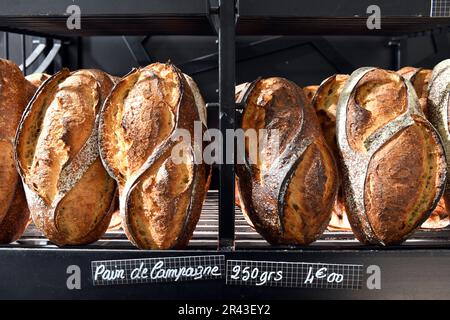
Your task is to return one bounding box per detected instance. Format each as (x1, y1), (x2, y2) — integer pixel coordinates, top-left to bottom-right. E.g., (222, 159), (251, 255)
(236, 77), (338, 245)
(398, 66), (448, 230)
(428, 59), (450, 217)
(397, 67), (432, 115)
(310, 75), (352, 231)
(15, 68), (117, 246)
(0, 59), (36, 243)
(337, 67), (447, 245)
(303, 85), (319, 103)
(98, 63), (210, 250)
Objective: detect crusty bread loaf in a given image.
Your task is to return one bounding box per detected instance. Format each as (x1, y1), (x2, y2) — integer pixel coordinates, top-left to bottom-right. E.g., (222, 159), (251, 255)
(0, 59), (38, 243)
(15, 68), (117, 246)
(421, 198), (449, 229)
(397, 67), (431, 115)
(236, 78), (338, 245)
(22, 73), (52, 229)
(98, 62), (210, 249)
(107, 196), (121, 231)
(25, 73), (50, 88)
(303, 85), (319, 103)
(428, 59), (450, 223)
(310, 75), (352, 231)
(398, 66), (448, 229)
(337, 67), (447, 245)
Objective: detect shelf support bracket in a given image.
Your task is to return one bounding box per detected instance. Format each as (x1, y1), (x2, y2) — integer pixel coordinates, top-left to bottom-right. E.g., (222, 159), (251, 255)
(218, 0), (236, 251)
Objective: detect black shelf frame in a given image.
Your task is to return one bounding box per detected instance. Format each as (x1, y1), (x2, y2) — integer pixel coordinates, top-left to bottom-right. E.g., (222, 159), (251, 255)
(1, 0), (450, 299)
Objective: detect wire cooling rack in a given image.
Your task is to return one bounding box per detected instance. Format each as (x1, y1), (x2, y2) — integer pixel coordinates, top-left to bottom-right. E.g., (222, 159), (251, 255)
(13, 190), (450, 250)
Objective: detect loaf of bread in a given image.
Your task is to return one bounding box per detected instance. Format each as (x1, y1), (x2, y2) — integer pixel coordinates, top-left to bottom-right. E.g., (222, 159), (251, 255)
(309, 75), (352, 231)
(15, 68), (117, 246)
(397, 67), (431, 115)
(0, 59), (38, 243)
(303, 85), (319, 103)
(428, 59), (450, 222)
(107, 196), (122, 231)
(421, 198), (449, 229)
(337, 67), (447, 245)
(98, 63), (210, 249)
(397, 66), (449, 229)
(236, 78), (338, 245)
(26, 73), (50, 88)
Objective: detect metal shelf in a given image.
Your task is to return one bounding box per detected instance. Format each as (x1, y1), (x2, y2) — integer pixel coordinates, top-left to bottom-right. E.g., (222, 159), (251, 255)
(1, 0), (450, 300)
(1, 0), (450, 37)
(0, 0), (216, 37)
(14, 190), (450, 251)
(236, 0), (450, 36)
(5, 193), (449, 300)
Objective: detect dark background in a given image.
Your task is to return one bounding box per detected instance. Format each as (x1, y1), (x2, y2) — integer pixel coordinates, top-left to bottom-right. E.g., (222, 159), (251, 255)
(0, 33), (437, 103)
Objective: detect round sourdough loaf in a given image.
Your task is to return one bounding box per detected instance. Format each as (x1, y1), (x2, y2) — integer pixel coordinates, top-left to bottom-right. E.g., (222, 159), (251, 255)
(337, 67), (447, 245)
(15, 68), (117, 246)
(235, 77), (339, 245)
(98, 63), (210, 250)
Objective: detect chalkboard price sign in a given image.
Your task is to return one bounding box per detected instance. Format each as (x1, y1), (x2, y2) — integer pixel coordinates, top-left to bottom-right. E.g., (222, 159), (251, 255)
(226, 260), (363, 289)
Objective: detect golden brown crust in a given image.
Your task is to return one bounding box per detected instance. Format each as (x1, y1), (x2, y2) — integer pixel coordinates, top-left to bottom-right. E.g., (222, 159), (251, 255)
(236, 77), (338, 245)
(397, 67), (431, 115)
(25, 73), (50, 88)
(337, 67), (447, 245)
(397, 67), (446, 229)
(426, 60), (450, 227)
(310, 75), (351, 231)
(107, 196), (122, 231)
(347, 69), (407, 152)
(365, 122), (443, 243)
(99, 63), (210, 249)
(15, 68), (116, 246)
(303, 85), (319, 103)
(327, 199), (351, 231)
(0, 59), (34, 243)
(421, 198), (449, 229)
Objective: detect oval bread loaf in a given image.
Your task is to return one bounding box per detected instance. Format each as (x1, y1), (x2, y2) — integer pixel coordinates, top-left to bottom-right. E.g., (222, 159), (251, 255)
(337, 67), (447, 245)
(397, 66), (448, 229)
(0, 59), (37, 243)
(98, 62), (210, 250)
(15, 68), (117, 246)
(397, 67), (432, 115)
(236, 77), (339, 245)
(428, 59), (450, 220)
(310, 74), (351, 231)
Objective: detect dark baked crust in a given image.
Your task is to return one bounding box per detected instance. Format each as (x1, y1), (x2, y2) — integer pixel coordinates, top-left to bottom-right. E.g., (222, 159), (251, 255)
(236, 77), (338, 245)
(398, 66), (447, 229)
(310, 75), (351, 231)
(337, 67), (447, 245)
(15, 68), (117, 246)
(98, 63), (210, 249)
(428, 60), (450, 221)
(0, 59), (35, 243)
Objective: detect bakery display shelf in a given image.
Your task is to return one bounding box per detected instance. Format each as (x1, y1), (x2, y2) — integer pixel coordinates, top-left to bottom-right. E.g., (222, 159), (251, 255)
(0, 0), (217, 37)
(10, 190), (450, 251)
(2, 187), (450, 299)
(2, 244), (450, 299)
(236, 0), (450, 36)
